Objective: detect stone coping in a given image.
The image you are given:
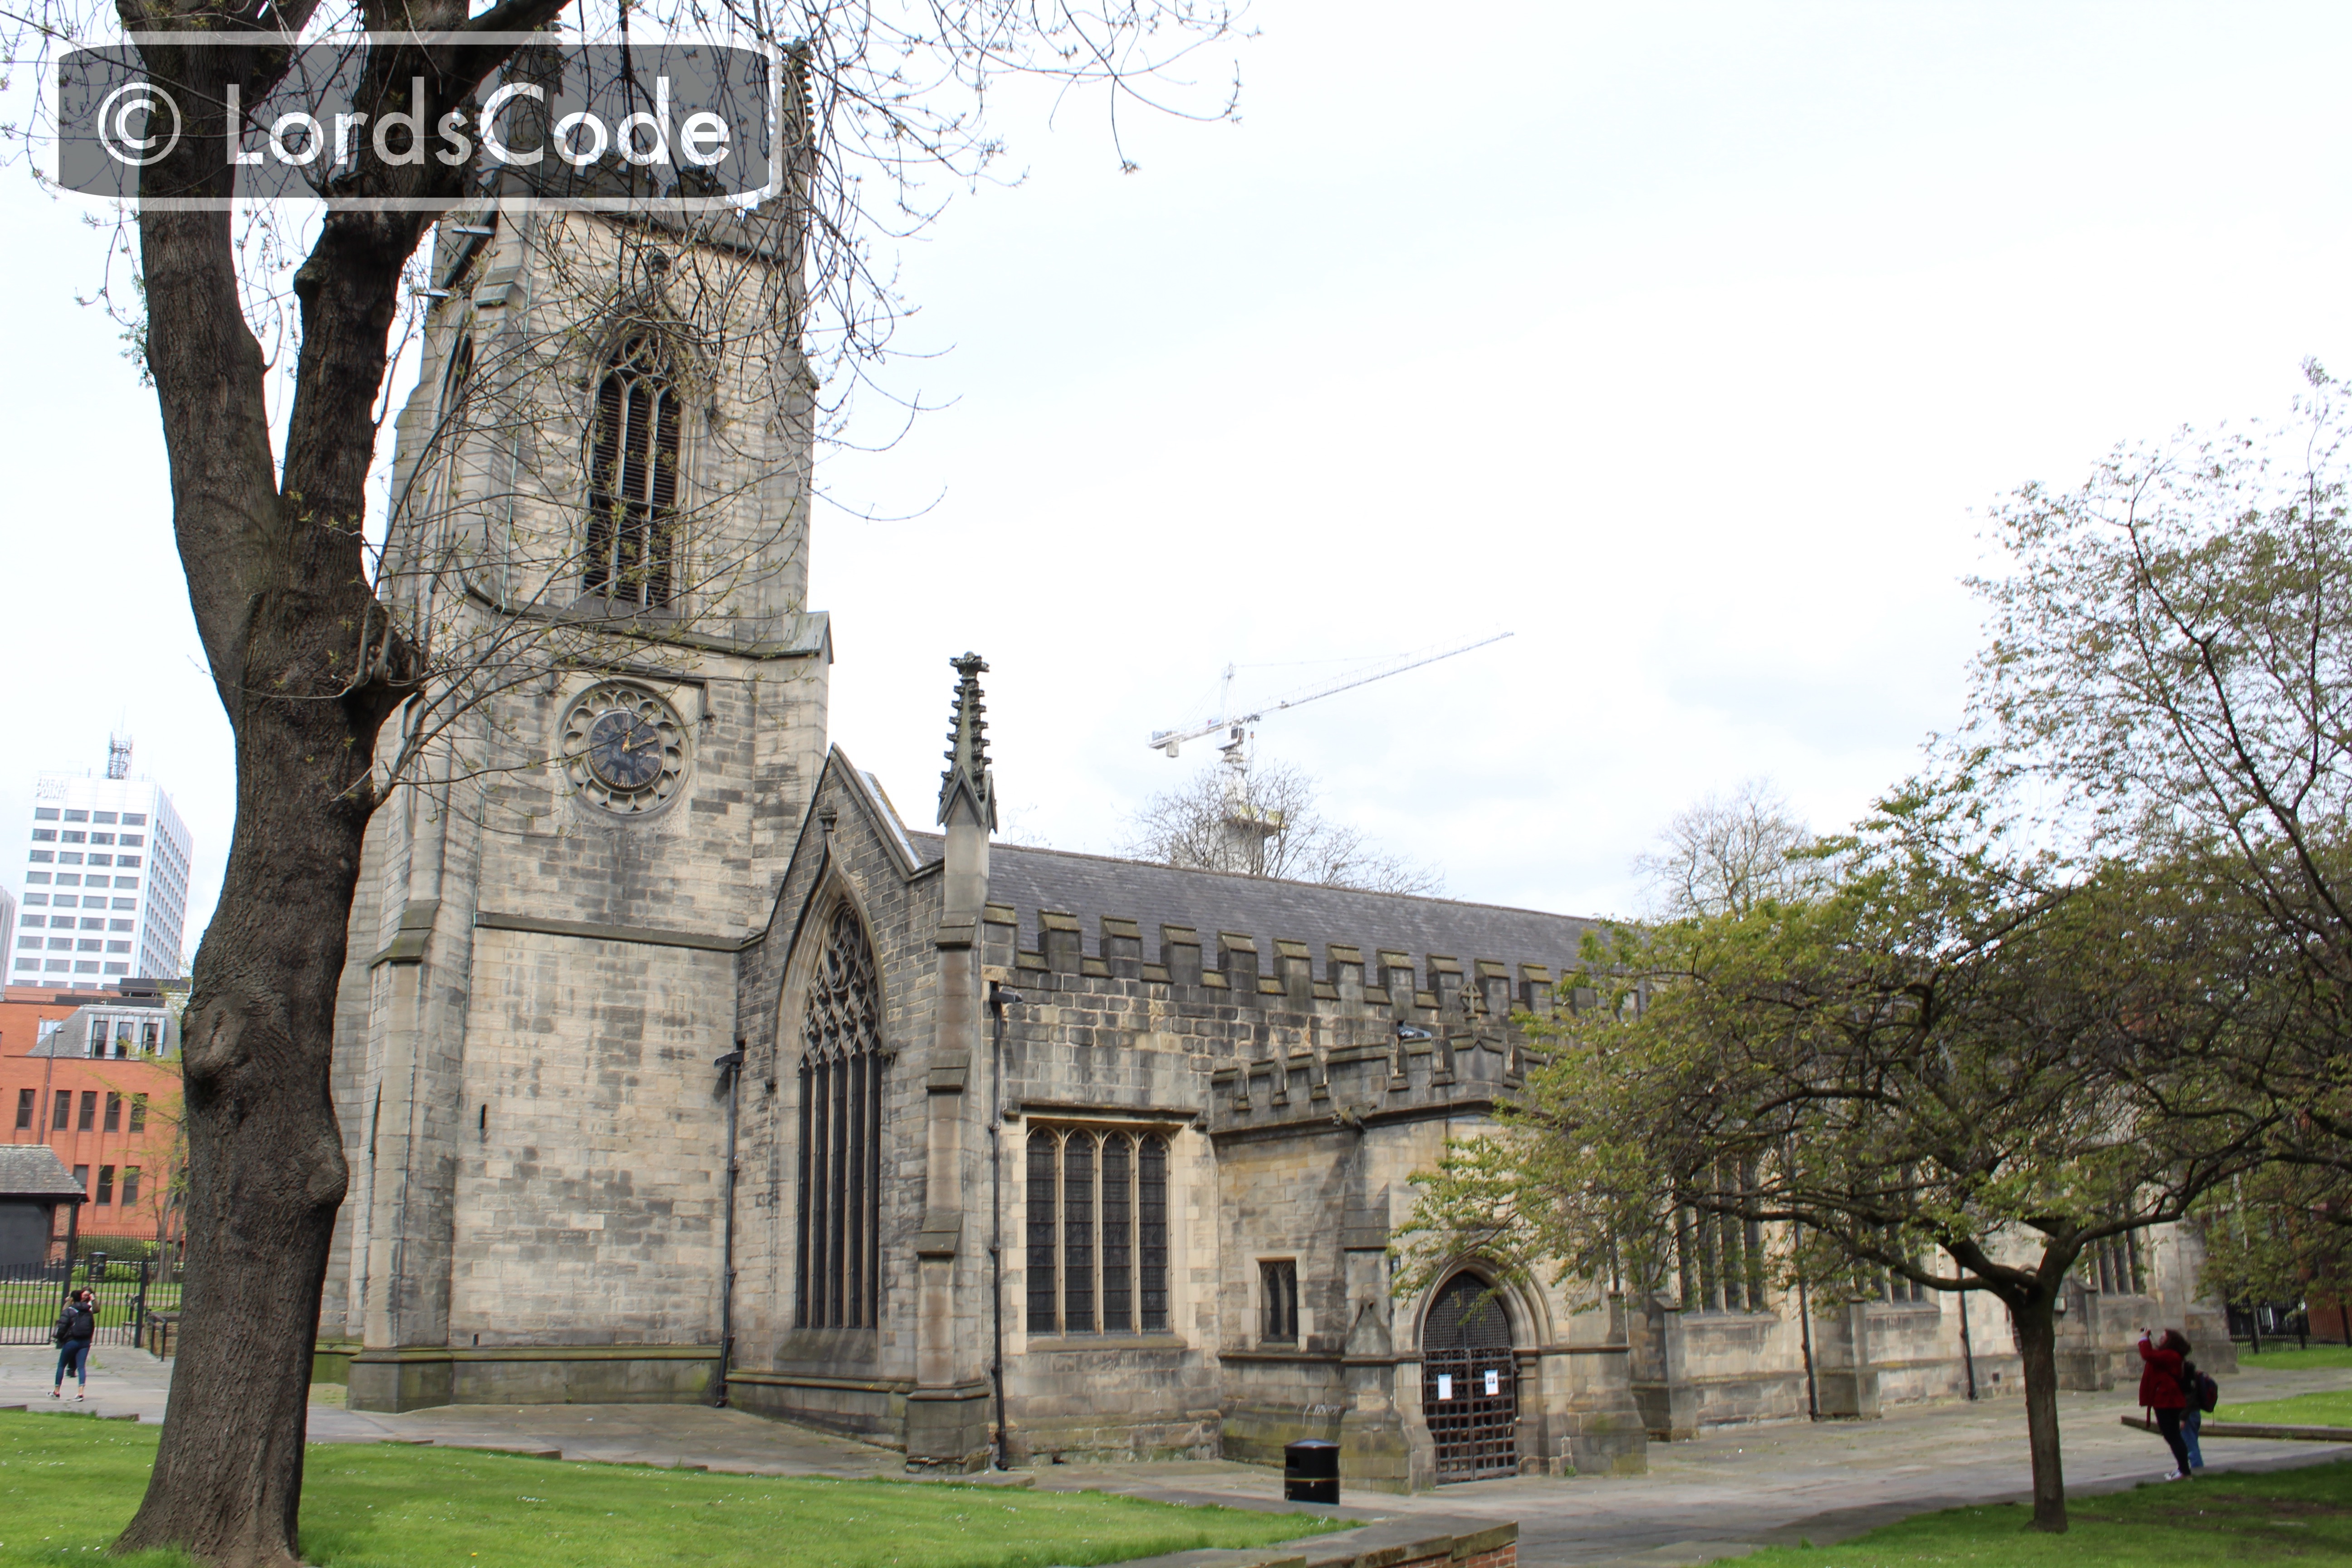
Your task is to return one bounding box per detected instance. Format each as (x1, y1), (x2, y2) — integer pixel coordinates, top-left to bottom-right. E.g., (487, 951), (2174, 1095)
(2123, 1412), (2352, 1443)
(1108, 1519), (1516, 1568)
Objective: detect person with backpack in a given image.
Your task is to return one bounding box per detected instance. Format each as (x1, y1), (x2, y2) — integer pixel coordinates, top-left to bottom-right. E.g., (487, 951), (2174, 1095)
(51, 1289), (96, 1401)
(2180, 1347), (2218, 1472)
(2137, 1327), (2195, 1480)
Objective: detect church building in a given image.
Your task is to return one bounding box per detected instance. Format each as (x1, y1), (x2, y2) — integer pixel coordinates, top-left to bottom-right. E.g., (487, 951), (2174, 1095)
(321, 197), (2230, 1490)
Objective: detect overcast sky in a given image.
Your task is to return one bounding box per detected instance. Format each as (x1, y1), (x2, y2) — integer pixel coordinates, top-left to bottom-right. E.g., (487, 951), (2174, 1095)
(7, 1), (2352, 958)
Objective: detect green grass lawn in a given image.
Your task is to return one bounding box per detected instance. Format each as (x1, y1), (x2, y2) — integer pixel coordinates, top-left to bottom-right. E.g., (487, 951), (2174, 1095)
(2234, 1343), (2352, 1372)
(2213, 1389), (2352, 1427)
(0, 1411), (1343, 1568)
(1736, 1460), (2352, 1566)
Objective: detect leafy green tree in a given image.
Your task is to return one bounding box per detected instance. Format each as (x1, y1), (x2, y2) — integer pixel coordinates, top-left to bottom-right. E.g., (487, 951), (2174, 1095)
(2195, 1165), (2352, 1338)
(1401, 777), (2279, 1533)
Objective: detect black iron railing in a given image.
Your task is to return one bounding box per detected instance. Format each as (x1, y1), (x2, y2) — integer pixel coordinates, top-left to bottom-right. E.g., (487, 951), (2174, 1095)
(0, 1254), (180, 1348)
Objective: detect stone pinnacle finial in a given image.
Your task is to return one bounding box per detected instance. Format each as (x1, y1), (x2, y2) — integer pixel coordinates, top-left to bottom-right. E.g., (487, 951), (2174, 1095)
(937, 651), (998, 831)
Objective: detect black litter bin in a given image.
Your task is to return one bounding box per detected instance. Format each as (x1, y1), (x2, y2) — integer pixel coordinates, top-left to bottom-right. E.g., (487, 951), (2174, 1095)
(1283, 1439), (1339, 1504)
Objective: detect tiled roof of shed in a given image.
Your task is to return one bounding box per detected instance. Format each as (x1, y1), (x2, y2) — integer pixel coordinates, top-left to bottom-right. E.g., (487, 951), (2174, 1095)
(0, 1144), (87, 1200)
(905, 832), (1600, 974)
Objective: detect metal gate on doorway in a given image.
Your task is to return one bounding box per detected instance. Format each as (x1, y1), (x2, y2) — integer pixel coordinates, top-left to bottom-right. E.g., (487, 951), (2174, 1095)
(1421, 1272), (1518, 1481)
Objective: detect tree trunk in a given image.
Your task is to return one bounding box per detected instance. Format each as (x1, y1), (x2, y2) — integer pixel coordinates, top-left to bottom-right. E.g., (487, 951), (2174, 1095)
(108, 41), (414, 1567)
(2012, 1293), (2068, 1533)
(113, 747), (369, 1567)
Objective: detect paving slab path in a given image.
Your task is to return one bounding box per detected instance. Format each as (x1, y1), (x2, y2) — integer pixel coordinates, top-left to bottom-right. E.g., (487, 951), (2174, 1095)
(5, 1343), (2348, 1567)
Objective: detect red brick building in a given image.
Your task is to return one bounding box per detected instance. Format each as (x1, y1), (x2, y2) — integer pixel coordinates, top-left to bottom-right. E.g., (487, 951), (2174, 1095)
(0, 981), (184, 1252)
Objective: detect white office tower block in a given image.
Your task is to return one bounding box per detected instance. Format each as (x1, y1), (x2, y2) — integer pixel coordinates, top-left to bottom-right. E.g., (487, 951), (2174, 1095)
(12, 769), (195, 985)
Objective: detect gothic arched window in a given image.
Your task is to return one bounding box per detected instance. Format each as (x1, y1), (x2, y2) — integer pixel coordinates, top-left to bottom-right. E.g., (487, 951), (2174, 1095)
(584, 335), (681, 608)
(795, 903), (885, 1329)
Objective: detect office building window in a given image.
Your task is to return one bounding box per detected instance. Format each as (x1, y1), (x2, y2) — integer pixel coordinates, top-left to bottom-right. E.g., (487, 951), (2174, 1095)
(122, 813), (144, 826)
(121, 1168), (140, 1207)
(129, 1094), (147, 1132)
(52, 1091), (70, 1131)
(77, 1091), (96, 1131)
(13, 1089), (30, 1130)
(95, 1166), (114, 1205)
(103, 1093), (121, 1132)
(1261, 1259), (1299, 1344)
(1024, 1124), (1172, 1337)
(73, 1166), (89, 1192)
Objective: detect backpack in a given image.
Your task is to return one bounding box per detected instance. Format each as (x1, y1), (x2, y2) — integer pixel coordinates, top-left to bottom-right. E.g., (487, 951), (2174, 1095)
(2193, 1372), (2219, 1413)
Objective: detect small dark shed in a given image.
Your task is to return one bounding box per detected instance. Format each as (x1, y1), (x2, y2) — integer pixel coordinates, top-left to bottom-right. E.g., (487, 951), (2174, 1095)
(0, 1147), (85, 1272)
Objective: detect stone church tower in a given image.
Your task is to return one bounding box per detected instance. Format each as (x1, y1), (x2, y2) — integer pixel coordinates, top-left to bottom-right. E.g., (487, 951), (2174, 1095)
(326, 199), (829, 1412)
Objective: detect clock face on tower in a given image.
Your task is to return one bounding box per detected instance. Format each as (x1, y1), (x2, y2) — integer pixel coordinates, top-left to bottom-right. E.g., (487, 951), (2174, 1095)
(559, 682), (690, 815)
(587, 709), (666, 790)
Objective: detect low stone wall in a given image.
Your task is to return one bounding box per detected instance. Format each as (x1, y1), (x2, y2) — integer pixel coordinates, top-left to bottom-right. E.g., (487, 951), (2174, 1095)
(1216, 1523), (1516, 1568)
(348, 1346), (717, 1411)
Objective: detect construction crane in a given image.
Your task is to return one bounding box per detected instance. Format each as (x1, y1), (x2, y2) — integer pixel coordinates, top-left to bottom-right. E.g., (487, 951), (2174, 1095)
(1145, 632), (1513, 872)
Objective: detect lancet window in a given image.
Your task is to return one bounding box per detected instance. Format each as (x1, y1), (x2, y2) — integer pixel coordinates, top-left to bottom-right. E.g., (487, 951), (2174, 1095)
(584, 335), (681, 608)
(2084, 1233), (2146, 1296)
(794, 904), (886, 1329)
(1024, 1125), (1169, 1337)
(1676, 1161), (1768, 1313)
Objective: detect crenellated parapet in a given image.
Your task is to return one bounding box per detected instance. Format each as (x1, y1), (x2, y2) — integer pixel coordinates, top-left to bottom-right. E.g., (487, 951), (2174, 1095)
(971, 895), (1589, 1135)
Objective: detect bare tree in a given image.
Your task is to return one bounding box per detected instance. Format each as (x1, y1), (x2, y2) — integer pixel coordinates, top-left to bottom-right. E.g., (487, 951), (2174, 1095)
(1121, 760), (1443, 895)
(1634, 778), (1818, 919)
(0, 4), (1241, 1563)
(1970, 361), (2352, 1190)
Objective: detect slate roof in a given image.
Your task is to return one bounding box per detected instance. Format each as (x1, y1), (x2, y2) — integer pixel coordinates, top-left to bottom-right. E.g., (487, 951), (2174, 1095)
(0, 1145), (87, 1200)
(904, 832), (1601, 976)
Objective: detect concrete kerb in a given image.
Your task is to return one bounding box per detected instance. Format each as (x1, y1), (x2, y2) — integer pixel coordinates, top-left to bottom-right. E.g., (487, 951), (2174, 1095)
(1107, 1519), (1517, 1568)
(2121, 1412), (2352, 1443)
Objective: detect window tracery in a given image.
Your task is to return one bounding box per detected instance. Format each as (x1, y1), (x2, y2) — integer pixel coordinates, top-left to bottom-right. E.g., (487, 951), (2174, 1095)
(585, 334), (681, 608)
(795, 903), (885, 1329)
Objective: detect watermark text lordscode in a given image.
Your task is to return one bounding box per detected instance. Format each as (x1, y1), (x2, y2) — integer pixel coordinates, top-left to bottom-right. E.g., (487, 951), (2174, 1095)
(56, 40), (774, 207)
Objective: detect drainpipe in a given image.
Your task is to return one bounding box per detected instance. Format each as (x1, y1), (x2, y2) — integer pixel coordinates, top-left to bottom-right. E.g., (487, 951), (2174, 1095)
(712, 1042), (746, 1406)
(987, 983), (1022, 1468)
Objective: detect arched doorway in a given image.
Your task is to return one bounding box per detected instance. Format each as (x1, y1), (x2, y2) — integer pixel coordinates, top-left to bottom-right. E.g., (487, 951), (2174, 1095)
(1421, 1273), (1518, 1481)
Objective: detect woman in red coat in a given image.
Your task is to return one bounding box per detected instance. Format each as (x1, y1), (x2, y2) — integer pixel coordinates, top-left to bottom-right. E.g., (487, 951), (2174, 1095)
(2138, 1328), (2194, 1479)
